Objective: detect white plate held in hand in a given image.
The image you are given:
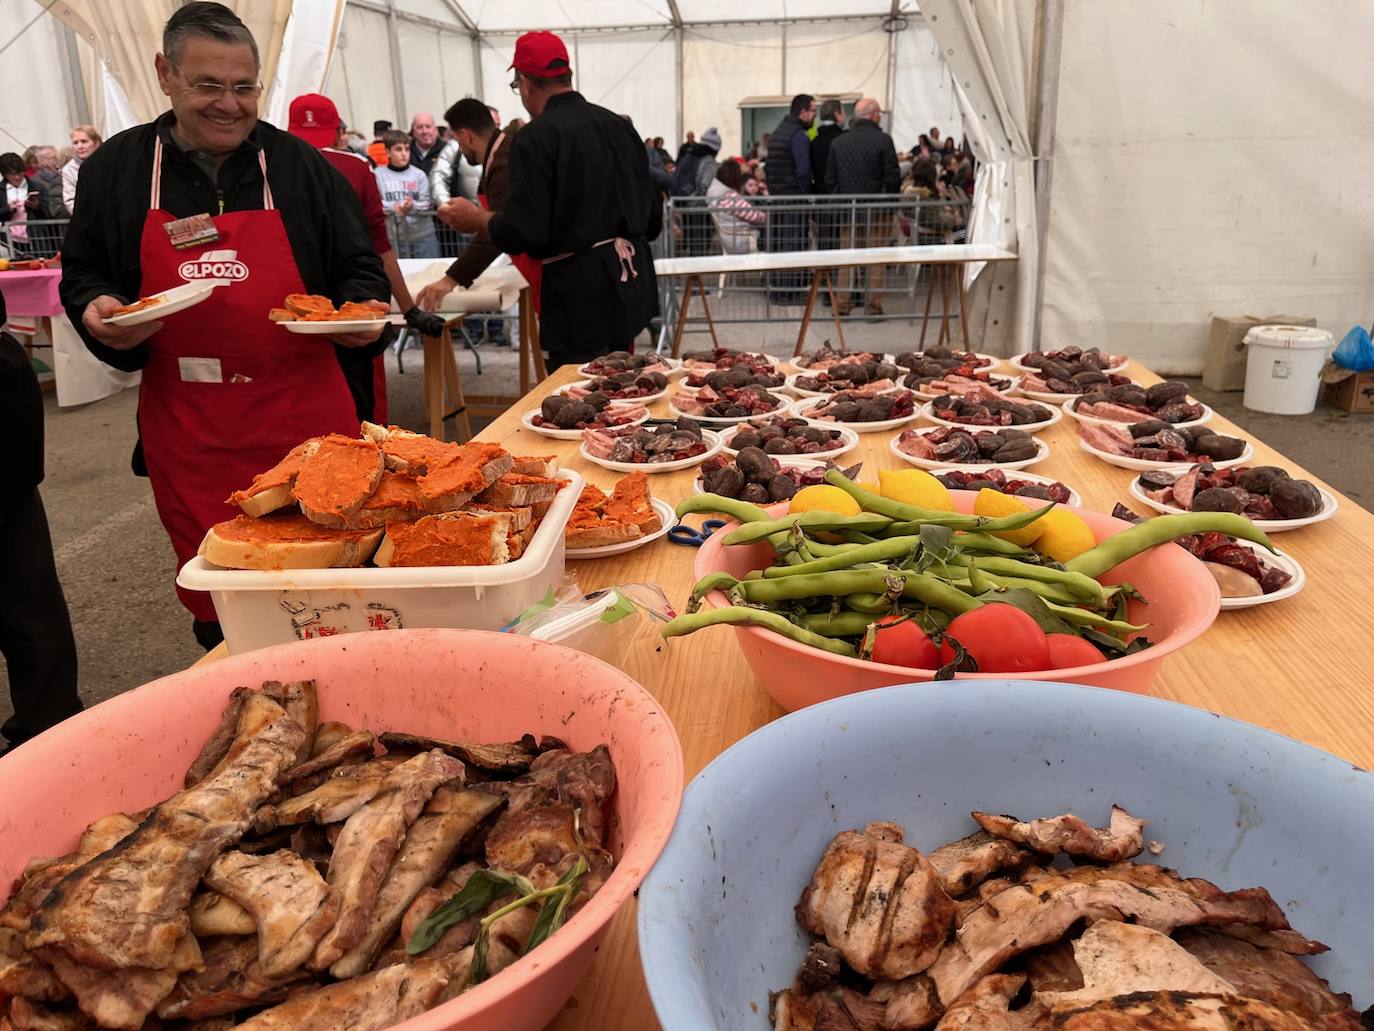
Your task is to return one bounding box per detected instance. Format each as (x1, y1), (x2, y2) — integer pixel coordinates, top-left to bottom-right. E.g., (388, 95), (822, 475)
(103, 279), (230, 326)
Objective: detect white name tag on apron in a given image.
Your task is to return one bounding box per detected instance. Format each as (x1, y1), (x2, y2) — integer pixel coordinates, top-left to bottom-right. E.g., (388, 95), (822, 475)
(178, 357), (223, 383)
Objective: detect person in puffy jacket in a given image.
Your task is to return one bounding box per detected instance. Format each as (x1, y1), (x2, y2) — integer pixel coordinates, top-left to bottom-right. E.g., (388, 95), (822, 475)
(825, 97), (900, 316)
(706, 160), (765, 254)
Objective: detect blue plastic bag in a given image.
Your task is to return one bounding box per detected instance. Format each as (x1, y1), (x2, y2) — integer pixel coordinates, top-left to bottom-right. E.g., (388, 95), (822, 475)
(1333, 325), (1374, 372)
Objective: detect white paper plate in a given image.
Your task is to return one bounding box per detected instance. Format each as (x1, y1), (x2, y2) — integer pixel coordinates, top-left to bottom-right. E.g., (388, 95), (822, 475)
(889, 432), (1051, 472)
(789, 350), (894, 371)
(718, 421), (860, 460)
(666, 395), (790, 425)
(893, 350), (1001, 371)
(1127, 473), (1339, 532)
(105, 279), (230, 326)
(559, 379), (669, 407)
(678, 351), (779, 374)
(1062, 396), (1214, 431)
(578, 429), (723, 473)
(788, 396), (922, 434)
(566, 497), (676, 559)
(1078, 437), (1254, 471)
(690, 455), (829, 495)
(519, 408), (650, 440)
(1009, 351), (1130, 373)
(281, 317), (389, 335)
(928, 467), (1083, 507)
(576, 356), (679, 378)
(1012, 386), (1080, 404)
(908, 374), (1020, 400)
(1218, 547), (1306, 610)
(919, 399), (1062, 435)
(784, 372), (904, 399)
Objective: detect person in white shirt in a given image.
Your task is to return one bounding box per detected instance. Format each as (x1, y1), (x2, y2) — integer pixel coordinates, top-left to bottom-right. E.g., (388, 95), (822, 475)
(373, 130), (438, 258)
(61, 125), (101, 215)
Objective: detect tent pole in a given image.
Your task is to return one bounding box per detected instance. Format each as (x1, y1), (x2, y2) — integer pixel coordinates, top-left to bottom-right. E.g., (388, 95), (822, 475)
(675, 26), (684, 146)
(385, 0), (407, 124)
(471, 34), (482, 99)
(57, 21), (91, 128)
(1031, 0), (1064, 348)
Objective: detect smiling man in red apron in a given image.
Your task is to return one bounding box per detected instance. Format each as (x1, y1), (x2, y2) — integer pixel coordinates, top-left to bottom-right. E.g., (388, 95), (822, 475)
(59, 3), (391, 649)
(438, 32), (661, 370)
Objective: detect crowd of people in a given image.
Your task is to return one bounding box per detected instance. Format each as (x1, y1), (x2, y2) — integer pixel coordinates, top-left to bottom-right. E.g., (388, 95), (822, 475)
(643, 94), (977, 313)
(0, 127), (102, 254)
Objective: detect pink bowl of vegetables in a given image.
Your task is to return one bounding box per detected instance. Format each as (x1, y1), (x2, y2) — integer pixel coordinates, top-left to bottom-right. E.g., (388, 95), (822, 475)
(671, 485), (1239, 710)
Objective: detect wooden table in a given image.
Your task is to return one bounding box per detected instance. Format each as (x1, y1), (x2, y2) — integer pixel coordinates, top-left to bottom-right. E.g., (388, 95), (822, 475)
(198, 356), (1374, 1029)
(653, 244), (1017, 357)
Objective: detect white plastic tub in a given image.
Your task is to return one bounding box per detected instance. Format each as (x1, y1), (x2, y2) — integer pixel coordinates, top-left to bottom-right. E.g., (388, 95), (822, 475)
(177, 471), (584, 654)
(1243, 324), (1332, 415)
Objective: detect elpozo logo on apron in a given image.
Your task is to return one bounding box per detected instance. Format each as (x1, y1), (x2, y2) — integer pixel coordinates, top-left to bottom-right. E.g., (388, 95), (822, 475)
(179, 249), (250, 283)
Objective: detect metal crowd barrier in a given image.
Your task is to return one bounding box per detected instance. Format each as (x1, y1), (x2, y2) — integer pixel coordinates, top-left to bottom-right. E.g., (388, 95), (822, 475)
(2, 218), (68, 260)
(658, 193), (971, 337)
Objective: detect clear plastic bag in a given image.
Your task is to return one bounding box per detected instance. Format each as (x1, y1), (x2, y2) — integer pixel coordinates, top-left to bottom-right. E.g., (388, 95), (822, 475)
(503, 576), (676, 676)
(1333, 325), (1374, 372)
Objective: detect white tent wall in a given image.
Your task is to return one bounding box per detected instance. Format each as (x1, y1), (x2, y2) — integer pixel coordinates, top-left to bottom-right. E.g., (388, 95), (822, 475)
(395, 19), (478, 124)
(326, 4), (399, 135)
(683, 25), (781, 159)
(0, 0), (75, 149)
(1040, 0), (1374, 374)
(890, 16), (962, 154)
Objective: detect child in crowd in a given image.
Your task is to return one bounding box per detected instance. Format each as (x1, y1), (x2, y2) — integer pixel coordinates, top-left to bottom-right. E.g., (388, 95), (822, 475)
(374, 130), (438, 258)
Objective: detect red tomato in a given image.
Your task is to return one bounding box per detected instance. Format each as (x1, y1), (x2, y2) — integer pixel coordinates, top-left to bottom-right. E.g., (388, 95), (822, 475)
(939, 604), (1051, 673)
(1045, 633), (1106, 669)
(870, 616), (941, 669)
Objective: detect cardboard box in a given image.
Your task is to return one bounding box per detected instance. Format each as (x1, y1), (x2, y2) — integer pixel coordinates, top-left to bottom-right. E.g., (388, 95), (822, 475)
(1322, 364), (1374, 413)
(1204, 314), (1317, 393)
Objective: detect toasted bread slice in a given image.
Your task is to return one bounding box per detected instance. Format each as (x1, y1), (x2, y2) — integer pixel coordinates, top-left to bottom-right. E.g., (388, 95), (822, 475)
(362, 424), (463, 475)
(465, 503), (532, 533)
(418, 444), (513, 514)
(268, 307), (296, 323)
(285, 293), (335, 318)
(347, 470), (425, 529)
(510, 455), (559, 477)
(565, 521), (643, 549)
(477, 472), (560, 508)
(374, 512), (511, 568)
(292, 434), (385, 527)
(226, 438), (323, 517)
(333, 301), (385, 321)
(605, 472), (661, 533)
(200, 513), (383, 570)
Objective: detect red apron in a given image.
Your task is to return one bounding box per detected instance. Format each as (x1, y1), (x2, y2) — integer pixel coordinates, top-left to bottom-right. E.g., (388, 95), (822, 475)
(138, 136), (358, 620)
(478, 132), (542, 314)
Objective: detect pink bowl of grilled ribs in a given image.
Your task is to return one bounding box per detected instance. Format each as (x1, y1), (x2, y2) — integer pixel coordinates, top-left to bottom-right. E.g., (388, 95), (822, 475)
(0, 629), (683, 1030)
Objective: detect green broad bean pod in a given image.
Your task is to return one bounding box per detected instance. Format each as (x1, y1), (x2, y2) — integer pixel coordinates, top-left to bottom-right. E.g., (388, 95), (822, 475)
(1040, 600), (1148, 635)
(661, 607), (859, 656)
(723, 512), (894, 546)
(675, 493), (771, 524)
(797, 611), (879, 637)
(1066, 512), (1278, 578)
(736, 568), (982, 615)
(823, 470), (1058, 535)
(760, 537), (924, 578)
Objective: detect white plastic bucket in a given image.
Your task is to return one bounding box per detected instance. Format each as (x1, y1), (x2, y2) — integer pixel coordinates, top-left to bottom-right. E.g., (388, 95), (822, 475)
(1242, 325), (1332, 415)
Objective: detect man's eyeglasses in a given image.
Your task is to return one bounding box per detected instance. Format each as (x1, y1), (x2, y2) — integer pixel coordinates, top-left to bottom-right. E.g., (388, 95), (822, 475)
(172, 64), (262, 101)
(509, 77), (521, 93)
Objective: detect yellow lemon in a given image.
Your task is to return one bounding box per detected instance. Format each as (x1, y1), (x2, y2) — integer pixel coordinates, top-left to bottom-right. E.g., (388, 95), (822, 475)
(972, 488), (1046, 547)
(877, 468), (955, 512)
(0, 259), (9, 271)
(1033, 508), (1097, 563)
(789, 484), (862, 517)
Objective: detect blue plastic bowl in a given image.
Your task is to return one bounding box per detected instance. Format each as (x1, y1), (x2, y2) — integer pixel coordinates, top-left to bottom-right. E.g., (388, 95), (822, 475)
(638, 680), (1374, 1029)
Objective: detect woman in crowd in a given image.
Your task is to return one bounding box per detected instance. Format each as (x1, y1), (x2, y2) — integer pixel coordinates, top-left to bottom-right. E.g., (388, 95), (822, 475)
(62, 125), (101, 215)
(0, 153), (39, 256)
(707, 160), (766, 254)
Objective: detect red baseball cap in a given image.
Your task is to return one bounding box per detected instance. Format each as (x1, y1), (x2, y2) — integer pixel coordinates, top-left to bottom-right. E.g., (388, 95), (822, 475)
(288, 93), (341, 148)
(509, 31), (572, 77)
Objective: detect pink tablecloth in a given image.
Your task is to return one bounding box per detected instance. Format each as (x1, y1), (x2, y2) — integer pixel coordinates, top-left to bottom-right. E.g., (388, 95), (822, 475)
(0, 268), (64, 317)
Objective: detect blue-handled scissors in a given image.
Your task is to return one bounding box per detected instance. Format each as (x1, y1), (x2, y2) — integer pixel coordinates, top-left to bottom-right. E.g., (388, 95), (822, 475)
(667, 518), (728, 547)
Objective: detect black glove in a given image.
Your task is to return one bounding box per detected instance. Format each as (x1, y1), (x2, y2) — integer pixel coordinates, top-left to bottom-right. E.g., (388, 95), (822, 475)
(404, 306), (446, 338)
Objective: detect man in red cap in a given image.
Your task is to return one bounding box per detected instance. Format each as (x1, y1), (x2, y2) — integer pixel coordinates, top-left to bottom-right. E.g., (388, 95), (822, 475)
(288, 93), (444, 421)
(438, 30), (661, 369)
